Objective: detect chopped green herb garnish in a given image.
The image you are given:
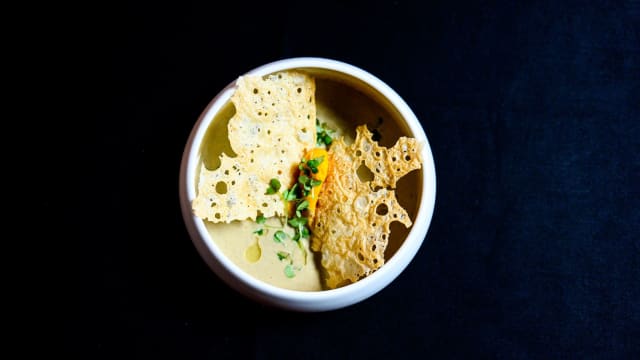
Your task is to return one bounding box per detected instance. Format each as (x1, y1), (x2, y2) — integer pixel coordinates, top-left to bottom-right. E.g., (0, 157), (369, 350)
(293, 227), (311, 241)
(253, 229), (264, 235)
(295, 200), (309, 218)
(283, 183), (298, 201)
(298, 174), (309, 185)
(306, 156), (324, 173)
(278, 156), (325, 245)
(256, 215), (266, 224)
(284, 264), (296, 278)
(277, 251), (290, 261)
(288, 216), (307, 228)
(265, 178), (281, 195)
(296, 200), (309, 211)
(271, 178), (281, 190)
(274, 230), (287, 243)
(288, 215), (310, 241)
(316, 119), (334, 147)
(293, 158), (324, 198)
(300, 226), (310, 238)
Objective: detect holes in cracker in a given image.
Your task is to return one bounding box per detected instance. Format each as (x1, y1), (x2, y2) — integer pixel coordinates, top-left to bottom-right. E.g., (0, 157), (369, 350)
(356, 163), (374, 183)
(376, 203), (389, 215)
(215, 181), (228, 194)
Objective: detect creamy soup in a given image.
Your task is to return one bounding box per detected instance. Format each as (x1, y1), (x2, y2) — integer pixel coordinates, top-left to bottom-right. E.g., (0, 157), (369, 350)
(198, 76), (420, 291)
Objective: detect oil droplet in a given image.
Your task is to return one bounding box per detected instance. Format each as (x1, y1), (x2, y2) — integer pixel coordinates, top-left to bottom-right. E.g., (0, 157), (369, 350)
(245, 241), (261, 263)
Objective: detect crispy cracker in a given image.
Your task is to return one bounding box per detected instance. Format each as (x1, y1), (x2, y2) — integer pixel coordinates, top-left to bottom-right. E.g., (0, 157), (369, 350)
(312, 125), (422, 288)
(192, 71), (316, 222)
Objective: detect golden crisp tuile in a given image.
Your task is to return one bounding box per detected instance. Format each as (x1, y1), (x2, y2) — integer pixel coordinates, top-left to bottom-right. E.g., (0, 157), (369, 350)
(192, 71), (316, 223)
(312, 125), (422, 288)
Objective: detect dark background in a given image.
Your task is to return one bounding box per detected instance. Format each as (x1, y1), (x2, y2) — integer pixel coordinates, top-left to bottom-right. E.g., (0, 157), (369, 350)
(62, 0), (639, 358)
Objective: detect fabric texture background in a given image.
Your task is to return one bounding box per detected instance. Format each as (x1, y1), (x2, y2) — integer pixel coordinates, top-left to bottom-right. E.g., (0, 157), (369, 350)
(61, 0), (639, 358)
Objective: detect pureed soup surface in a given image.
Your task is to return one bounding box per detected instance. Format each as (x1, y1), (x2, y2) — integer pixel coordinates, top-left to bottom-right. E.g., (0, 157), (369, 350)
(199, 76), (420, 291)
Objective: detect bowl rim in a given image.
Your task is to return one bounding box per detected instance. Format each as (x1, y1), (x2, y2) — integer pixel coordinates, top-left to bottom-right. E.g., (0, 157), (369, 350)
(179, 57), (437, 311)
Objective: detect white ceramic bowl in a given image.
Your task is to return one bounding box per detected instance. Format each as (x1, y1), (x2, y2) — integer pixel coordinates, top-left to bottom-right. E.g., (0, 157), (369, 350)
(179, 57), (436, 312)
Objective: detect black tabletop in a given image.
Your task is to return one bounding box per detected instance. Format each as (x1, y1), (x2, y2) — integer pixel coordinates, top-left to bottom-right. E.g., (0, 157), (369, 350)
(62, 0), (639, 358)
